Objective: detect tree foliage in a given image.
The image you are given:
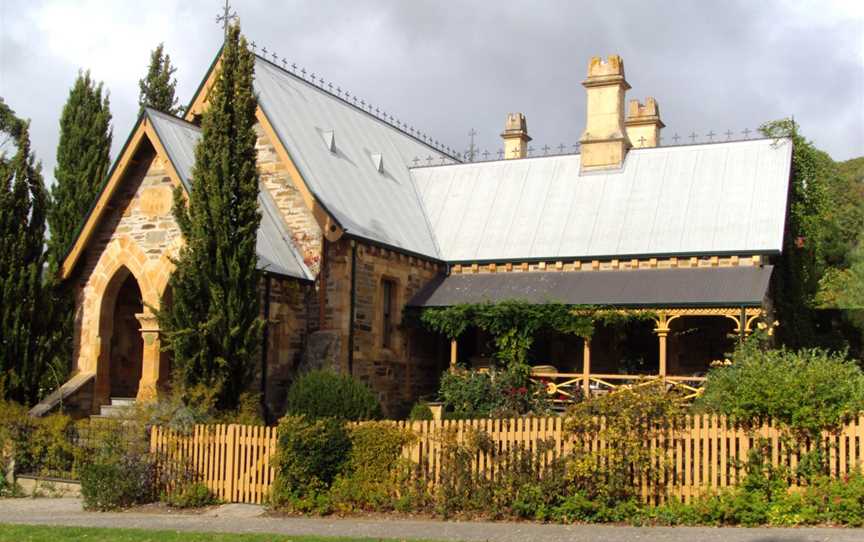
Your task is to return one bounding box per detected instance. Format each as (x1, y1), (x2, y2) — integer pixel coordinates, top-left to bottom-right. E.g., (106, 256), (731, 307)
(48, 70), (112, 265)
(0, 98), (54, 404)
(157, 24), (264, 411)
(138, 43), (181, 115)
(284, 370), (382, 421)
(760, 120), (863, 350)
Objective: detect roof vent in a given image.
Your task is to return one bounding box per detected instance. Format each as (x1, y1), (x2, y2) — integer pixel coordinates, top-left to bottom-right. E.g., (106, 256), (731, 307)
(322, 129), (336, 153)
(371, 152), (384, 173)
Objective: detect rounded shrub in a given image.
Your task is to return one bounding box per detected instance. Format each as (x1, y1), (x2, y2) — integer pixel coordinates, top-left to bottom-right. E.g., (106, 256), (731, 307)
(408, 402), (433, 421)
(284, 370), (381, 421)
(270, 414), (350, 507)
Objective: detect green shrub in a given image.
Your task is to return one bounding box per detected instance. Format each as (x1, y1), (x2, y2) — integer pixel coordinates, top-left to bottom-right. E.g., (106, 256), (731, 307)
(77, 419), (157, 510)
(330, 422), (415, 511)
(565, 381), (687, 504)
(284, 371), (381, 421)
(79, 454), (157, 511)
(408, 402), (433, 421)
(699, 341), (864, 445)
(162, 482), (216, 508)
(438, 369), (501, 418)
(270, 415), (350, 508)
(0, 400), (77, 478)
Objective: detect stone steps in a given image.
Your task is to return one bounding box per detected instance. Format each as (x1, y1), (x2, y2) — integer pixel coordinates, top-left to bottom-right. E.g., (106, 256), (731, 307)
(91, 397), (137, 419)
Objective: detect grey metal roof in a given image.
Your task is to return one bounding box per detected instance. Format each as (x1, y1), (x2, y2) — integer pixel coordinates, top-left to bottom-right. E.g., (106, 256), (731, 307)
(146, 108), (312, 281)
(408, 266), (774, 308)
(253, 57), (449, 258)
(411, 138), (793, 262)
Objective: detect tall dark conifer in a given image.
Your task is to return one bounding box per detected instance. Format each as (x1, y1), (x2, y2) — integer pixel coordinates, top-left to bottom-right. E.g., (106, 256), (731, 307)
(159, 23), (263, 410)
(139, 43), (181, 115)
(48, 71), (112, 265)
(0, 98), (51, 403)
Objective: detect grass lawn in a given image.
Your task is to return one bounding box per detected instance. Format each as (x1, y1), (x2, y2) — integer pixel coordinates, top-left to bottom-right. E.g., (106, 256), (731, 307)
(0, 524), (445, 542)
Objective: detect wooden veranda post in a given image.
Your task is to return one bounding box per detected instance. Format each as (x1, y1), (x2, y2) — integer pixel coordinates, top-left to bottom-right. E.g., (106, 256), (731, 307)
(654, 313), (670, 380)
(449, 338), (457, 372)
(582, 338), (591, 396)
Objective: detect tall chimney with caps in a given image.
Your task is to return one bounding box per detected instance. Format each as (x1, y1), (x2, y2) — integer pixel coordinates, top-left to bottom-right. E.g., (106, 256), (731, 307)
(625, 98), (664, 148)
(501, 113), (531, 159)
(579, 55), (631, 171)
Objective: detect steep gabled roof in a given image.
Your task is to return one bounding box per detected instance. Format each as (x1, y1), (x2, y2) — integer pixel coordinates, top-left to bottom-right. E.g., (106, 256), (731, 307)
(252, 57), (452, 258)
(145, 109), (313, 280)
(410, 138), (793, 262)
(61, 108), (313, 282)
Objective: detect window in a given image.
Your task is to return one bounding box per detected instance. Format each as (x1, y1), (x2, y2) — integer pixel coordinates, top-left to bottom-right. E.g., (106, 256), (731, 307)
(382, 279), (396, 348)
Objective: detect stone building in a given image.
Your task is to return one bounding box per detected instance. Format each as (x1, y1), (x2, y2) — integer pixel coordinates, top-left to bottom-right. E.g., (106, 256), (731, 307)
(33, 52), (792, 418)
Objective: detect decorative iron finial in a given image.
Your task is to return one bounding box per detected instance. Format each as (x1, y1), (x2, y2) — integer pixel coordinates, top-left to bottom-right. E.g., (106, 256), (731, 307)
(743, 128), (752, 139)
(216, 0), (238, 35)
(672, 133), (681, 144)
(291, 62), (298, 72)
(281, 58), (287, 68)
(724, 129), (733, 140)
(557, 143), (566, 154)
(413, 157), (420, 166)
(426, 155), (433, 165)
(497, 149), (504, 159)
(638, 136), (646, 147)
(706, 130), (716, 142)
(250, 41), (257, 52)
(271, 51), (278, 62)
(689, 132), (698, 143)
(482, 149), (490, 160)
(261, 46), (268, 56)
(542, 144), (551, 155)
(527, 146), (534, 156)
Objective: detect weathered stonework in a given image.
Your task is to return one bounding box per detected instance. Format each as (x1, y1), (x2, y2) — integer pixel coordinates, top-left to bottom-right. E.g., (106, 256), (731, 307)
(255, 123), (323, 276)
(350, 242), (446, 417)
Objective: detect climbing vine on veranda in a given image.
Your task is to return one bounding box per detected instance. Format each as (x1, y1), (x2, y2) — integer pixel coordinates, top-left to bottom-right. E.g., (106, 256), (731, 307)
(419, 300), (655, 371)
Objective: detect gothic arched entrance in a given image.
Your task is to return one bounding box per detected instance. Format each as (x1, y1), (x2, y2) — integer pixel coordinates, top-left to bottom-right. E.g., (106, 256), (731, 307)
(97, 266), (144, 400)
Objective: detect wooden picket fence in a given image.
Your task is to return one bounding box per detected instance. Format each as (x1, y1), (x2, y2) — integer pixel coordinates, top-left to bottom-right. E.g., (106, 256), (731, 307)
(150, 424), (277, 504)
(150, 415), (864, 505)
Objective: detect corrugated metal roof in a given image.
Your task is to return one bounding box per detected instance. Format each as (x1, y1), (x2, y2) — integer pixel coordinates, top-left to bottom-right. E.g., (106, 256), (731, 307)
(146, 108), (312, 281)
(411, 138), (792, 262)
(253, 57), (449, 258)
(408, 266), (774, 308)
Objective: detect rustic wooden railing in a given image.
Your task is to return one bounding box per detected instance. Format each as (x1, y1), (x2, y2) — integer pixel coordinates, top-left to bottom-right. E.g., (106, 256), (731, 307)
(530, 372), (707, 405)
(151, 415), (864, 505)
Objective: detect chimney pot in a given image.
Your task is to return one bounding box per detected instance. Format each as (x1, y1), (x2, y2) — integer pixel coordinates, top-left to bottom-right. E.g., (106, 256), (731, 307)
(579, 55), (632, 172)
(625, 97), (665, 148)
(501, 112), (531, 159)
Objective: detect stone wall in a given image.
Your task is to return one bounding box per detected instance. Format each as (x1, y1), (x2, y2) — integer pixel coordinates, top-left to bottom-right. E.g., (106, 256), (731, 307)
(350, 242), (446, 417)
(71, 142), (181, 407)
(257, 276), (315, 419)
(255, 123), (323, 275)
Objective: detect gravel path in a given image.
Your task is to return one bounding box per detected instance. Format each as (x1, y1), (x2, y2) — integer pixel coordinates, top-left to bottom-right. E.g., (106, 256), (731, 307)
(1, 497), (863, 542)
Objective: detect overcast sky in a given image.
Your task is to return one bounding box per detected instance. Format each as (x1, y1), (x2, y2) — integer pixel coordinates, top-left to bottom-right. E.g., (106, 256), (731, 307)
(1, 0), (862, 188)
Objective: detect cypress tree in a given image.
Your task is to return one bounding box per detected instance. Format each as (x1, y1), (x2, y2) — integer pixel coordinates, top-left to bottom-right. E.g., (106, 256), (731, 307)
(158, 23), (264, 410)
(0, 98), (51, 404)
(48, 71), (112, 266)
(139, 43), (181, 115)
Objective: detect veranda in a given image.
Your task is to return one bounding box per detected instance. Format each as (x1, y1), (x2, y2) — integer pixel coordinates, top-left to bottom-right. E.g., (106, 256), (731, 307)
(445, 307), (764, 405)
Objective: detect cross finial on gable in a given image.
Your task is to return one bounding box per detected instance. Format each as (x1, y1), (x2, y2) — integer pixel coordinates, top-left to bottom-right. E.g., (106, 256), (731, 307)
(216, 0), (238, 35)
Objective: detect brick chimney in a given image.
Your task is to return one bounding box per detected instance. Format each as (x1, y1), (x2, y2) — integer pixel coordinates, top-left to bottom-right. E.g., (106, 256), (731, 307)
(579, 55), (631, 172)
(501, 113), (531, 159)
(625, 97), (664, 148)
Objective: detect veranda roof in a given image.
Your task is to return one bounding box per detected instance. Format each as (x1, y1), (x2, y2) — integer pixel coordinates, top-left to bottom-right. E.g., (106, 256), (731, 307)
(407, 266), (774, 308)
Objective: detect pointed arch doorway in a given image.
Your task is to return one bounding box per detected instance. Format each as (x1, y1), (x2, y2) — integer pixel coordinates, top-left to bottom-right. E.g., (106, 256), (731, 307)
(94, 264), (167, 406)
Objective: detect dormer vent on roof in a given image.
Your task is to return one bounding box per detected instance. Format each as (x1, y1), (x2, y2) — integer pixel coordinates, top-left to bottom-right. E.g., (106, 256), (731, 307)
(322, 129), (336, 153)
(371, 152), (384, 173)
